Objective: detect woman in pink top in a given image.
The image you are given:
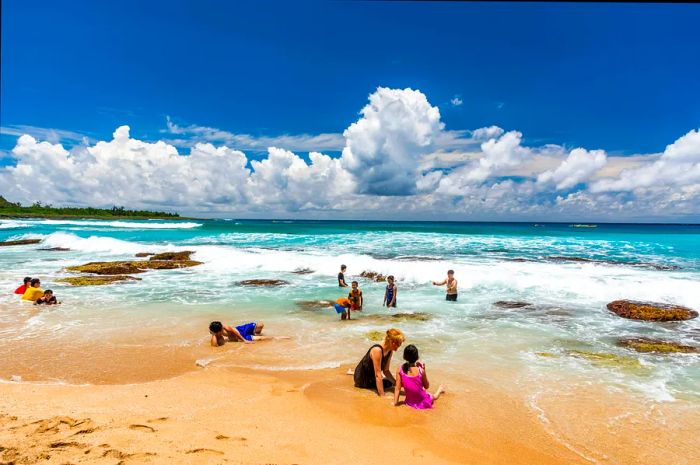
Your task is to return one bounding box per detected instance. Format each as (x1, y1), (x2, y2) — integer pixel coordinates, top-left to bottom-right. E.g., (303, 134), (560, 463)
(393, 344), (445, 409)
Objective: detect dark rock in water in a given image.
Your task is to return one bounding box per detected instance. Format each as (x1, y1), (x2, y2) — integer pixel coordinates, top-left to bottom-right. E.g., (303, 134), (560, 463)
(56, 275), (141, 286)
(135, 252), (155, 257)
(66, 259), (202, 275)
(149, 251), (194, 261)
(295, 300), (334, 310)
(292, 268), (315, 275)
(547, 256), (680, 271)
(394, 256), (442, 262)
(607, 300), (698, 322)
(616, 337), (697, 354)
(365, 312), (432, 322)
(360, 271), (387, 282)
(38, 247), (71, 251)
(238, 279), (289, 287)
(0, 239), (41, 246)
(505, 258), (533, 263)
(493, 301), (532, 309)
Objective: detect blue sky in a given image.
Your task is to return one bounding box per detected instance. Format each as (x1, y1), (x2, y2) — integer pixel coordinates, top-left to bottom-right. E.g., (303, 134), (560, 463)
(1, 1), (699, 221)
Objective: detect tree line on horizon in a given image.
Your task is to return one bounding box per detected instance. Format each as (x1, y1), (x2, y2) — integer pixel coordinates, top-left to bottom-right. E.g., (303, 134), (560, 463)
(0, 196), (180, 219)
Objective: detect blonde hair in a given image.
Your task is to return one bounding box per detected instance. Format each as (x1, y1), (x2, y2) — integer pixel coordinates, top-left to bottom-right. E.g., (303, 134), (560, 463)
(384, 328), (405, 346)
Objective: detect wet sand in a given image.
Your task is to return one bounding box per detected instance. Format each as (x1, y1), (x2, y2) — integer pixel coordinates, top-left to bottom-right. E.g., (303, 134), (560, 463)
(2, 364), (698, 465)
(0, 366), (590, 465)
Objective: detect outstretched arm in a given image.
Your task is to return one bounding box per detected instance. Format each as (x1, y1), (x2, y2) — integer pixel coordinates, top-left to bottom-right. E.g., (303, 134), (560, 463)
(433, 279), (446, 286)
(393, 368), (402, 406)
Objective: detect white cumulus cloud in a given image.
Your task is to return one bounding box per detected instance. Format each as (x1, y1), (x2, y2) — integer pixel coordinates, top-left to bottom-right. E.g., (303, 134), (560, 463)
(537, 148), (607, 190)
(340, 87), (444, 196)
(591, 128), (700, 193)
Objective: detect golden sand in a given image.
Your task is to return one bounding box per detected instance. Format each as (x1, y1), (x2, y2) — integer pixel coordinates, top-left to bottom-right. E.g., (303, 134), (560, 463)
(2, 364), (698, 465)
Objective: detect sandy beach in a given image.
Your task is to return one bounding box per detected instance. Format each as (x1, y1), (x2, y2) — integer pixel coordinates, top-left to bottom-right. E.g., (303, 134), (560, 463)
(0, 365), (591, 465)
(2, 363), (698, 465)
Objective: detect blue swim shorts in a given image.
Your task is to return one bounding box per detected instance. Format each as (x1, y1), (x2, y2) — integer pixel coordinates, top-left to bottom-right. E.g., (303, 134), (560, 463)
(334, 304), (347, 314)
(235, 322), (257, 341)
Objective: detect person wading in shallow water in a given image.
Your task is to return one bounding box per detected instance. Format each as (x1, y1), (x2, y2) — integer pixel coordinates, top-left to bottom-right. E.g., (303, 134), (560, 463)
(338, 264), (348, 287)
(351, 328), (405, 396)
(433, 269), (458, 301)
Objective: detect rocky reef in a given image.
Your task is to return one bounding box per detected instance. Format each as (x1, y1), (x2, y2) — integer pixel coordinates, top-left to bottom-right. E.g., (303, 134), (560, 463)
(493, 301), (532, 309)
(567, 350), (643, 370)
(238, 279), (290, 286)
(295, 300), (334, 310)
(0, 239), (42, 246)
(56, 275), (142, 286)
(66, 260), (201, 275)
(148, 251), (194, 261)
(359, 271), (387, 282)
(607, 300), (698, 321)
(617, 337), (697, 354)
(291, 268), (315, 275)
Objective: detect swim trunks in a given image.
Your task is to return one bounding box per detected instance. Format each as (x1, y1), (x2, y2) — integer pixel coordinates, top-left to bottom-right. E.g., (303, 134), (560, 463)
(235, 322), (257, 341)
(446, 294), (458, 302)
(334, 304), (347, 314)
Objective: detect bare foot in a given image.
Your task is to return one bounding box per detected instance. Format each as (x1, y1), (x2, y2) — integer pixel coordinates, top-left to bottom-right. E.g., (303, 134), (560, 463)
(433, 384), (446, 401)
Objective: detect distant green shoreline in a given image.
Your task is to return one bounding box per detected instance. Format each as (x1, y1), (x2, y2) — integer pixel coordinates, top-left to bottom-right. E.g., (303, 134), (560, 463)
(0, 196), (186, 220)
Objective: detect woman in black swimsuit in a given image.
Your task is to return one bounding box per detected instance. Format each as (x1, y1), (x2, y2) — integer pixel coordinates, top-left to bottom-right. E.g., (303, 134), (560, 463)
(353, 328), (405, 396)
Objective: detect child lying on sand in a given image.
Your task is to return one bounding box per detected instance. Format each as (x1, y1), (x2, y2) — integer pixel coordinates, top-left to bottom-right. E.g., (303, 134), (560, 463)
(209, 321), (267, 346)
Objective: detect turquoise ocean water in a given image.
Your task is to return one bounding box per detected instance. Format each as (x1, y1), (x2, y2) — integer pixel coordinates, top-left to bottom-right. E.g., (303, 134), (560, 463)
(1, 218), (699, 407)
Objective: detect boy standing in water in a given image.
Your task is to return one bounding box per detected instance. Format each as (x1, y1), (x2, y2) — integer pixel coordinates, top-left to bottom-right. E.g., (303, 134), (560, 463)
(338, 264), (348, 287)
(348, 281), (363, 311)
(433, 270), (458, 301)
(383, 275), (397, 308)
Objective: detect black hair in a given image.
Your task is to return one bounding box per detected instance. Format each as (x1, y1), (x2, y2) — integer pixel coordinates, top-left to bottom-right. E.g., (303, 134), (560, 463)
(209, 321), (223, 333)
(447, 269), (454, 274)
(351, 280), (358, 285)
(387, 275), (395, 281)
(402, 344), (419, 374)
(340, 264), (347, 270)
(44, 289), (53, 294)
(23, 276), (32, 284)
(30, 278), (41, 286)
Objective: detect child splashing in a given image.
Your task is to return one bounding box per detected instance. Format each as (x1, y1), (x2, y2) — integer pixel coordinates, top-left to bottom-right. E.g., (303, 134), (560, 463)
(393, 344), (445, 409)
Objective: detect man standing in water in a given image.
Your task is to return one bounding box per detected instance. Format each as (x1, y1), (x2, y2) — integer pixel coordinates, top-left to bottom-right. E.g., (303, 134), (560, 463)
(433, 269), (458, 301)
(338, 264), (348, 287)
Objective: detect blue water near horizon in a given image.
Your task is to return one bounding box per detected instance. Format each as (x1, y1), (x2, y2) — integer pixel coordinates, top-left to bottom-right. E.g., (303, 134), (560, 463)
(1, 217), (699, 406)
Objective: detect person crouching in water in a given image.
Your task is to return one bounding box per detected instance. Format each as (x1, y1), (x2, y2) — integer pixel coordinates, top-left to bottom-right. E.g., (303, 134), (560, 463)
(209, 321), (265, 346)
(348, 281), (363, 312)
(393, 344), (445, 409)
(334, 297), (352, 320)
(35, 289), (60, 305)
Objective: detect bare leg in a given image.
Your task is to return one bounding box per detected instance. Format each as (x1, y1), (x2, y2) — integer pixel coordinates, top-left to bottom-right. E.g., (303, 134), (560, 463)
(433, 385), (446, 401)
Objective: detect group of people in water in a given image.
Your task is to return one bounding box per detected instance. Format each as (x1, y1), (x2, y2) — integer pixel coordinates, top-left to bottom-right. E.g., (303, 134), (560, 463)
(334, 264), (458, 319)
(14, 266), (449, 410)
(208, 265), (455, 410)
(13, 276), (60, 305)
